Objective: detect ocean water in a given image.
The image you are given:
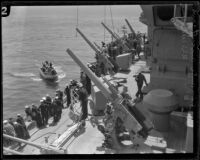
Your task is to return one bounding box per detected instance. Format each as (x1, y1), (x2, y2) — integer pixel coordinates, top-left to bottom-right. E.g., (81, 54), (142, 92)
(2, 5), (147, 119)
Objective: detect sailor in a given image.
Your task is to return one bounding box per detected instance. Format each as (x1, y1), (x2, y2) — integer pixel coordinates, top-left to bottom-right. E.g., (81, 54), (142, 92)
(136, 43), (142, 59)
(8, 117), (15, 127)
(56, 89), (64, 109)
(39, 98), (48, 126)
(52, 96), (62, 123)
(49, 62), (52, 68)
(64, 83), (71, 108)
(3, 120), (16, 147)
(31, 104), (43, 128)
(46, 94), (53, 117)
(134, 72), (148, 100)
(13, 121), (25, 139)
(80, 71), (87, 88)
(85, 74), (91, 95)
(16, 114), (30, 139)
(56, 96), (63, 121)
(121, 85), (132, 105)
(78, 83), (88, 125)
(24, 105), (32, 121)
(52, 98), (58, 123)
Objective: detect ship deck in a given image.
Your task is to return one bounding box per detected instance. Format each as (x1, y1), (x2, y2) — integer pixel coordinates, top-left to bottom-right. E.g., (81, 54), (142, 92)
(12, 55), (187, 154)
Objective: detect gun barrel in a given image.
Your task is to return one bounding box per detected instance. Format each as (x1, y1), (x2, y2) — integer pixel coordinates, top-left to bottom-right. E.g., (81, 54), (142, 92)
(66, 48), (113, 100)
(101, 22), (119, 40)
(125, 19), (135, 35)
(76, 28), (100, 54)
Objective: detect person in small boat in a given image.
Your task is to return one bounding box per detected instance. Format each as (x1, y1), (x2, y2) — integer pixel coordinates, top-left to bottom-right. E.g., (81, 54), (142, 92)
(134, 72), (148, 100)
(16, 114), (30, 139)
(64, 83), (71, 108)
(78, 83), (88, 125)
(38, 98), (49, 126)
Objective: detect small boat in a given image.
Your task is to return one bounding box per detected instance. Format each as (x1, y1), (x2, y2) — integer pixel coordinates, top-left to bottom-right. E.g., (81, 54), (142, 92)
(39, 62), (58, 81)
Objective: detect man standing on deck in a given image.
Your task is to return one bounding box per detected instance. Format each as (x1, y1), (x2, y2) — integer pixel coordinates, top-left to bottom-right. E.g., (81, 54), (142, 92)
(16, 114), (30, 139)
(78, 83), (88, 126)
(134, 72), (148, 100)
(64, 83), (71, 108)
(39, 99), (48, 126)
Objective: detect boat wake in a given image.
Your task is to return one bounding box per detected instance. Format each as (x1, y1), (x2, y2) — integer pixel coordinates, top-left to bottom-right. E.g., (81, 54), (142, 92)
(54, 65), (66, 82)
(12, 73), (36, 78)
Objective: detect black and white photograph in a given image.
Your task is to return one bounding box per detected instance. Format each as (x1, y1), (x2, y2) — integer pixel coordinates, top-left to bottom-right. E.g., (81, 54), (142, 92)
(2, 2), (196, 155)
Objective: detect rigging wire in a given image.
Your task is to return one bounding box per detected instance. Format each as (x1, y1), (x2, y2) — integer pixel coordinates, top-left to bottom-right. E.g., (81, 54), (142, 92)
(109, 6), (115, 41)
(75, 6), (79, 37)
(104, 6), (106, 43)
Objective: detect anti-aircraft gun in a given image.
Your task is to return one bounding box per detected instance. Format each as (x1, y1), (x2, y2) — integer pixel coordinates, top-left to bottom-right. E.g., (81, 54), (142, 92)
(101, 22), (132, 51)
(76, 28), (117, 75)
(125, 18), (136, 39)
(66, 48), (153, 149)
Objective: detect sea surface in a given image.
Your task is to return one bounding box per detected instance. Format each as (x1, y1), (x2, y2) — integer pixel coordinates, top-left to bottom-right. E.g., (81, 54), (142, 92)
(2, 5), (147, 119)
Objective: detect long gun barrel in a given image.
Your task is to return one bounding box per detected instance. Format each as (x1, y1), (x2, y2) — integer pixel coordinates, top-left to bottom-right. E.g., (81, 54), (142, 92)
(101, 22), (130, 50)
(76, 28), (101, 54)
(76, 28), (114, 68)
(66, 49), (143, 133)
(125, 18), (136, 35)
(66, 48), (113, 100)
(93, 42), (103, 52)
(101, 22), (119, 40)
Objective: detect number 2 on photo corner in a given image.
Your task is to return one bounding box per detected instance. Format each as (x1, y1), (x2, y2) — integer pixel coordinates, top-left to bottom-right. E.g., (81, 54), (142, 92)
(2, 6), (10, 17)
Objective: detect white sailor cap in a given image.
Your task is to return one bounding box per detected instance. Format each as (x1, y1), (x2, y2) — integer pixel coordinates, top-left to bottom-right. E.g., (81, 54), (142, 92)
(40, 99), (44, 103)
(79, 83), (83, 87)
(13, 122), (18, 125)
(17, 114), (21, 117)
(42, 97), (46, 100)
(25, 105), (30, 109)
(3, 120), (8, 124)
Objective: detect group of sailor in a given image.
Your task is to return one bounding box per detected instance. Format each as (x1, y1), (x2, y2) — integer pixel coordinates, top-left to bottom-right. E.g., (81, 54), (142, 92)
(41, 61), (57, 75)
(3, 114), (30, 147)
(24, 90), (64, 129)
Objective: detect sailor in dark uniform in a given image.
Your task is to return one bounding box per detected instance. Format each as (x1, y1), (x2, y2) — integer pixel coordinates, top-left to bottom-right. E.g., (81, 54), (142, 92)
(78, 83), (88, 125)
(16, 114), (30, 139)
(134, 72), (148, 100)
(31, 104), (43, 128)
(85, 74), (91, 95)
(45, 95), (52, 117)
(13, 121), (25, 141)
(64, 83), (71, 108)
(39, 99), (48, 126)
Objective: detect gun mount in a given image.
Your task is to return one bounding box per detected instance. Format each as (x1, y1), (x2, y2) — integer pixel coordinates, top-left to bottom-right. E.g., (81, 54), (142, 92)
(66, 48), (153, 148)
(101, 22), (130, 51)
(76, 28), (114, 74)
